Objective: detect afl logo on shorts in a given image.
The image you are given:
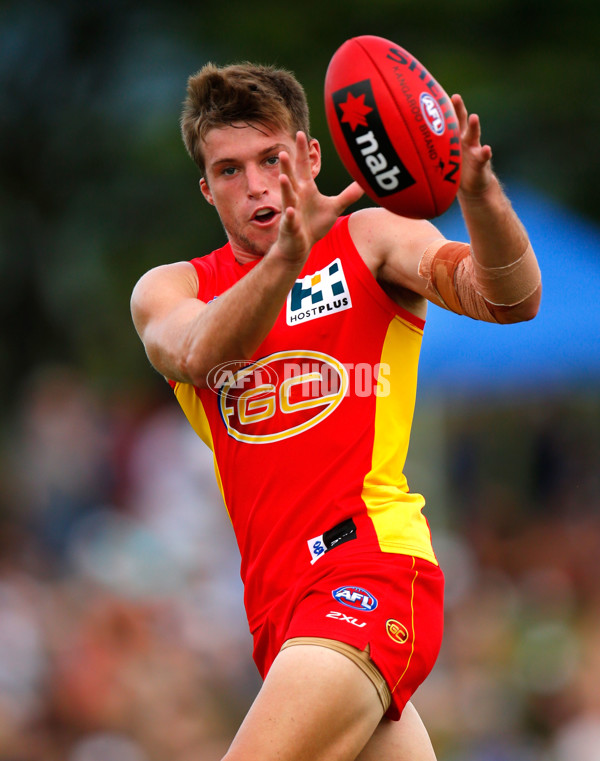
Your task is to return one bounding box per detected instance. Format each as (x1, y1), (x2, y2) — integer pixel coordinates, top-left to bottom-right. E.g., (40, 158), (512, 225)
(219, 350), (348, 444)
(332, 586), (378, 612)
(386, 619), (409, 644)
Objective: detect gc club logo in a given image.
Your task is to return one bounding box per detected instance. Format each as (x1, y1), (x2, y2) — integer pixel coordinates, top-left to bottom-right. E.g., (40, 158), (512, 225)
(217, 350), (348, 444)
(386, 619), (409, 644)
(332, 585), (378, 612)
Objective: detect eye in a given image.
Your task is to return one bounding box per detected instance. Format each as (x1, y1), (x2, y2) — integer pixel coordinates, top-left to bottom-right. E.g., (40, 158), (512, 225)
(221, 166), (237, 176)
(265, 155), (279, 167)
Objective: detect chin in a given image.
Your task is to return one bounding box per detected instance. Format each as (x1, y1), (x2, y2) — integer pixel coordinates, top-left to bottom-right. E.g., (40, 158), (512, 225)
(230, 232), (272, 262)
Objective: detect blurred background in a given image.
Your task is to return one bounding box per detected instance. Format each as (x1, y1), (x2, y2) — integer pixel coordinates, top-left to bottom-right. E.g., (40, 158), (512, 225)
(1, 0), (599, 759)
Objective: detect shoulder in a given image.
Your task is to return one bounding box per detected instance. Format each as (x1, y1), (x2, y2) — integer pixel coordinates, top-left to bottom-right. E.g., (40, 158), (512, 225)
(347, 207), (445, 291)
(132, 260), (199, 301)
(131, 261), (200, 327)
(348, 208), (441, 265)
(346, 208), (447, 316)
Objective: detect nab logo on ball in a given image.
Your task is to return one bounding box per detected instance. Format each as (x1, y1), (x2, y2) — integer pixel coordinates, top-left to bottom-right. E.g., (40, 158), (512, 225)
(331, 79), (416, 198)
(332, 585), (378, 612)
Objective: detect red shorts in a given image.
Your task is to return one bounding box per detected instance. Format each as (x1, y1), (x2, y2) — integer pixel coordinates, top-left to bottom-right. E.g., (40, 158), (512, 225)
(251, 549), (444, 721)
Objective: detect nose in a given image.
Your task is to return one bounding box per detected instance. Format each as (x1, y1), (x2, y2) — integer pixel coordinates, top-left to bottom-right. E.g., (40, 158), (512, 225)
(245, 164), (267, 198)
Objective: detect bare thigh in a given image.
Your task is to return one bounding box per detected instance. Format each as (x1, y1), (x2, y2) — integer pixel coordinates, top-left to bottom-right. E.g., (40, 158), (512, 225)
(222, 644), (384, 761)
(221, 644), (436, 761)
(356, 701), (437, 761)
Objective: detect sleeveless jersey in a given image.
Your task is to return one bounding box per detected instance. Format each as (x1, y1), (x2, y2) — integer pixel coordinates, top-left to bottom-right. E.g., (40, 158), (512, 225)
(170, 216), (437, 633)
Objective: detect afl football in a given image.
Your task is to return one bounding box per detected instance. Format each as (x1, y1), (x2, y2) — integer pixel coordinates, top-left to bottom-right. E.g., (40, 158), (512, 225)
(324, 35), (461, 218)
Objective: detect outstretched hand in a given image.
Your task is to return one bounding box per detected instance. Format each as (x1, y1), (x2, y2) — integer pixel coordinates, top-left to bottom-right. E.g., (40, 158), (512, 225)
(274, 131), (364, 266)
(452, 94), (495, 199)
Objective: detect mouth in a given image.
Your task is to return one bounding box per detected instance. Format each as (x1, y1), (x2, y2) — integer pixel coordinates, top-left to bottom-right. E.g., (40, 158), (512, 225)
(251, 207), (279, 225)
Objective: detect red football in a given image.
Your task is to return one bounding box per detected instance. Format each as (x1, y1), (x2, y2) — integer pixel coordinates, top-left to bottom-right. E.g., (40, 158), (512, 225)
(324, 35), (461, 219)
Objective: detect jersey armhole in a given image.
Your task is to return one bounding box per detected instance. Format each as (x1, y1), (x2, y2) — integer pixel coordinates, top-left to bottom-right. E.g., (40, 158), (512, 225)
(333, 216), (425, 331)
(189, 257), (209, 300)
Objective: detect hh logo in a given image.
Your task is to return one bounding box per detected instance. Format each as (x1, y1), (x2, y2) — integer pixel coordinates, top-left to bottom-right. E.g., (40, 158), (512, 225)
(286, 259), (352, 325)
(332, 586), (378, 612)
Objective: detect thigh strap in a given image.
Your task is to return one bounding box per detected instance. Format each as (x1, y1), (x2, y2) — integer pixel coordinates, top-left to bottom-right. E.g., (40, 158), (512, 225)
(281, 636), (392, 714)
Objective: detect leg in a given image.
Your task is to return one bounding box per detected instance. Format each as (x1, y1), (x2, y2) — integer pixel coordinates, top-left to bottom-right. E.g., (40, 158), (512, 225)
(356, 701), (437, 761)
(222, 644), (384, 761)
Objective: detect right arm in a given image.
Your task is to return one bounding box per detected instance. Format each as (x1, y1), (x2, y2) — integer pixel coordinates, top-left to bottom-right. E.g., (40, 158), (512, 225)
(131, 132), (363, 388)
(130, 253), (304, 387)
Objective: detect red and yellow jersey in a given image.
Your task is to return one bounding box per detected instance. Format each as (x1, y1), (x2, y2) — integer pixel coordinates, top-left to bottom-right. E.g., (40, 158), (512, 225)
(170, 215), (437, 632)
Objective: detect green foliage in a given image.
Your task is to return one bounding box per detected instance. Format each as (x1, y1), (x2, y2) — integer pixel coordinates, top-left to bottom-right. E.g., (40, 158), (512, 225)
(0, 0), (598, 418)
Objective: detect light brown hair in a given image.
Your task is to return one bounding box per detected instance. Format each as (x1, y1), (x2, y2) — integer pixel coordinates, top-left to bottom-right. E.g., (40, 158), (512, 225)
(180, 62), (311, 175)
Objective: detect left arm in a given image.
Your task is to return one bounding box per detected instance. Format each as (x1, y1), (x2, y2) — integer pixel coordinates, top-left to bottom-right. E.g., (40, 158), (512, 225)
(351, 94), (541, 324)
(447, 93), (541, 322)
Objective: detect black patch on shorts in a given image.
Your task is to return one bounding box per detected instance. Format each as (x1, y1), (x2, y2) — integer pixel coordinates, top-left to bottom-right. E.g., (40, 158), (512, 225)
(323, 518), (357, 551)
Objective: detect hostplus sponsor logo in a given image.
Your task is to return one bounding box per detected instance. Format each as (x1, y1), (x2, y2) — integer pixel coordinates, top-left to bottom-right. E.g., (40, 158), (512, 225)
(331, 79), (416, 197)
(286, 258), (351, 325)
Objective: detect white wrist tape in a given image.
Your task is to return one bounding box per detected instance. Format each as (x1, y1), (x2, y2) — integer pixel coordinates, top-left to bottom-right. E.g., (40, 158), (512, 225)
(471, 243), (541, 307)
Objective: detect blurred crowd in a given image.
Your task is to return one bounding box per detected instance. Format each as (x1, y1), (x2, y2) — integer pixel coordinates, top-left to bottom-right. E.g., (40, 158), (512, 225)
(0, 364), (599, 760)
(0, 365), (259, 761)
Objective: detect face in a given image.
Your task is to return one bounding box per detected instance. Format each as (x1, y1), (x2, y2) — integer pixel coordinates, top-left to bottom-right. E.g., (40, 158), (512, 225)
(199, 123), (320, 263)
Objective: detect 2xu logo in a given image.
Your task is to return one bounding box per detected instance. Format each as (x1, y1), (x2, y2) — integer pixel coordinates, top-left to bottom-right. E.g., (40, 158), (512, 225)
(332, 585), (378, 612)
(326, 611), (366, 628)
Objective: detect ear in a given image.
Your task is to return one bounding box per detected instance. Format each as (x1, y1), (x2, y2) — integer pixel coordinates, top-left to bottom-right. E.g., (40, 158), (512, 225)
(308, 138), (322, 179)
(199, 178), (214, 206)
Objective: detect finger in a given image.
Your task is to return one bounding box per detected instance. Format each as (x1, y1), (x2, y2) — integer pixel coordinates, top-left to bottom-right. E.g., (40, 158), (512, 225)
(279, 205), (299, 235)
(278, 149), (299, 195)
(465, 113), (482, 147)
(279, 172), (297, 212)
(479, 144), (493, 164)
(294, 131), (313, 182)
(334, 180), (364, 214)
(451, 93), (468, 133)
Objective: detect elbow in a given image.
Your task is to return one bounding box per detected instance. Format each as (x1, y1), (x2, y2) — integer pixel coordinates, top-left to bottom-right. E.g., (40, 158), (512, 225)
(143, 338), (209, 389)
(519, 294), (542, 322)
(181, 350), (252, 391)
(492, 283), (542, 324)
(179, 349), (211, 389)
(177, 324), (217, 388)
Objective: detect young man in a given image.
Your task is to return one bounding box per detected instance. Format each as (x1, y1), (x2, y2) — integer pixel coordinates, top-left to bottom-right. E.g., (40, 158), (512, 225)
(131, 63), (541, 761)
